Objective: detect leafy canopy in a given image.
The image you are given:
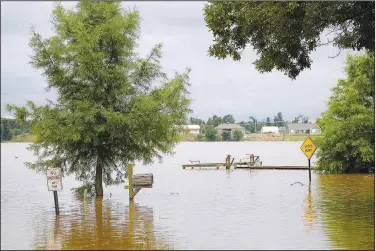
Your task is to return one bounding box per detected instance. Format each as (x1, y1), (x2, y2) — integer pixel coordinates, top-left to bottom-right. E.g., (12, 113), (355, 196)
(204, 1), (375, 79)
(316, 52), (374, 173)
(205, 127), (217, 141)
(233, 129), (244, 141)
(6, 1), (192, 194)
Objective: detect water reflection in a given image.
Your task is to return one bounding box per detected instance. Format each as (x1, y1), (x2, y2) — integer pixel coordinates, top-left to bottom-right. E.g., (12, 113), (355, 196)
(46, 216), (62, 250)
(303, 184), (317, 232)
(35, 198), (173, 250)
(317, 174), (375, 250)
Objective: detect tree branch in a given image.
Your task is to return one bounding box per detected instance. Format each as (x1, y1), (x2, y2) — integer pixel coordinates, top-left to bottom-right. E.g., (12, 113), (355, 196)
(328, 48), (342, 58)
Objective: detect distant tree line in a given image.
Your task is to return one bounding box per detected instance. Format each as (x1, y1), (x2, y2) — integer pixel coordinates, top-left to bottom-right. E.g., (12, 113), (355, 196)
(186, 112), (313, 141)
(2, 112), (309, 142)
(188, 112), (311, 136)
(1, 118), (30, 141)
(194, 126), (244, 142)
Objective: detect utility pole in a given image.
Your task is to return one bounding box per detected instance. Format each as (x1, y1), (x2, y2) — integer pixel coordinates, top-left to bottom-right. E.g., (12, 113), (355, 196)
(254, 120), (257, 133)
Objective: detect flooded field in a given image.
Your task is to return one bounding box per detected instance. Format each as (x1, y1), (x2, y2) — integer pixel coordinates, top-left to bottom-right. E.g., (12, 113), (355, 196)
(1, 142), (374, 250)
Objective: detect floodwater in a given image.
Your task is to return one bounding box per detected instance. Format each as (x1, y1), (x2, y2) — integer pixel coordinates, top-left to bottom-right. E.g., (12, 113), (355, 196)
(1, 142), (374, 250)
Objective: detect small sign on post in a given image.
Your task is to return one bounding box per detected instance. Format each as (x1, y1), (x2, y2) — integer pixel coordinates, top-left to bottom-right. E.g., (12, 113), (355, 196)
(46, 168), (63, 215)
(300, 137), (317, 182)
(124, 164), (154, 200)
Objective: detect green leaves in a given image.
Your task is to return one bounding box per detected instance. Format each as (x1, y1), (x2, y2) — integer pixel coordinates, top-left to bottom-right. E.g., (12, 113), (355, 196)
(316, 52), (374, 173)
(204, 2), (374, 79)
(205, 127), (217, 141)
(6, 1), (192, 193)
(233, 129), (244, 141)
(221, 130), (231, 141)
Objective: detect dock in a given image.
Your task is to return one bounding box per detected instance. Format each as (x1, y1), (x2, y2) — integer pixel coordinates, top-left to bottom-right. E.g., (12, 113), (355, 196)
(182, 163), (314, 170)
(182, 154), (315, 170)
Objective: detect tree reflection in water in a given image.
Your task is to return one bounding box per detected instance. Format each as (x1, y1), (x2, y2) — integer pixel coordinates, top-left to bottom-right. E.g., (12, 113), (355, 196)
(36, 197), (173, 250)
(317, 174), (374, 250)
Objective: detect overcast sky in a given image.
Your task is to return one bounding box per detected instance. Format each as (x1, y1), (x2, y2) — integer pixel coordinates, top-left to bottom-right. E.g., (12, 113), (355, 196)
(1, 1), (357, 122)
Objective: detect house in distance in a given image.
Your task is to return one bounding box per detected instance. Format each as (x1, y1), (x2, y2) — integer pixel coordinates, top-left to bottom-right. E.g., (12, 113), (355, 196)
(286, 123), (321, 134)
(215, 124), (246, 136)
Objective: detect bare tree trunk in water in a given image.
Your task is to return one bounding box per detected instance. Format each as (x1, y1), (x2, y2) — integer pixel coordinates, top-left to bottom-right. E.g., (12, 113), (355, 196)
(95, 158), (103, 196)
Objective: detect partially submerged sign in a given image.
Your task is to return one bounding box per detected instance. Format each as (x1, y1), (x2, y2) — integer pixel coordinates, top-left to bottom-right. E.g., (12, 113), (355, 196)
(46, 168), (63, 191)
(300, 137), (317, 182)
(300, 137), (317, 159)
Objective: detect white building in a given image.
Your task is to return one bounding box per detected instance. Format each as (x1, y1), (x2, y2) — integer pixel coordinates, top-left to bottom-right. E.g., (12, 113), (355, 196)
(181, 125), (200, 135)
(261, 126), (280, 135)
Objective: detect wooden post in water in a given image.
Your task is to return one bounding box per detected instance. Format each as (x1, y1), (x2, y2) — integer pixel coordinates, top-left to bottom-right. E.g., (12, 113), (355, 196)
(249, 154), (255, 166)
(128, 164), (135, 200)
(225, 154), (231, 169)
(127, 164), (142, 200)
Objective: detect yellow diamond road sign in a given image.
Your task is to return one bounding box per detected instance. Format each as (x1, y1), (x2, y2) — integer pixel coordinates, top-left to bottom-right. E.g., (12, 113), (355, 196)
(300, 137), (317, 159)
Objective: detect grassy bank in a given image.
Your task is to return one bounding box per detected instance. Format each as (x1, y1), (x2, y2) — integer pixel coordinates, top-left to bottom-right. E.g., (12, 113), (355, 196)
(179, 133), (323, 142)
(283, 134), (322, 142)
(179, 134), (198, 142)
(5, 133), (321, 143)
(7, 134), (36, 143)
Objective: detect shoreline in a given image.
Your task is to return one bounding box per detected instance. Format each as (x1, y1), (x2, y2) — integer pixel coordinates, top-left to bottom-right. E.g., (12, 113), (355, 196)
(2, 134), (322, 143)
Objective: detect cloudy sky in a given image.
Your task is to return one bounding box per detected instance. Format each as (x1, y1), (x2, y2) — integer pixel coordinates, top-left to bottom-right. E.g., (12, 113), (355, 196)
(1, 1), (357, 122)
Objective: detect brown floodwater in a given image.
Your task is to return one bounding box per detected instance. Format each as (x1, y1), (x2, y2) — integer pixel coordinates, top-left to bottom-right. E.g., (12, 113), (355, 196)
(1, 142), (374, 250)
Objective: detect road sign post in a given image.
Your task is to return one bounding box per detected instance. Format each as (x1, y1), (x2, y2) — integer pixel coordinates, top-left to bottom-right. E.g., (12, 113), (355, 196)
(308, 158), (311, 182)
(53, 191), (59, 215)
(300, 137), (317, 183)
(46, 168), (63, 215)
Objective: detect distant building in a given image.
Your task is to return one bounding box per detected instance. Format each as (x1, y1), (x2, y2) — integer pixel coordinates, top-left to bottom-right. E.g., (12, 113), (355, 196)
(261, 126), (280, 135)
(181, 125), (200, 135)
(286, 123), (321, 134)
(215, 124), (245, 135)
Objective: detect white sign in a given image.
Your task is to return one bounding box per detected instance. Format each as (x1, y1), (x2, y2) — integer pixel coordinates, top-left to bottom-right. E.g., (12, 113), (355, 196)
(46, 168), (63, 191)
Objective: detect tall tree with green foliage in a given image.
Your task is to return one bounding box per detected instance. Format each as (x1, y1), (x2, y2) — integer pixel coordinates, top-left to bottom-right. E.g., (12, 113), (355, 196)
(204, 1), (374, 79)
(6, 1), (191, 196)
(212, 115), (224, 127)
(223, 114), (235, 124)
(232, 129), (244, 141)
(189, 117), (205, 126)
(248, 116), (258, 133)
(316, 52), (374, 173)
(205, 127), (217, 141)
(292, 114), (308, 124)
(273, 112), (284, 127)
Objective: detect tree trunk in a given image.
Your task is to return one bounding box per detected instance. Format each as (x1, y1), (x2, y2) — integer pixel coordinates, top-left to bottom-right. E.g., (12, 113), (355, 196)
(95, 158), (103, 196)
